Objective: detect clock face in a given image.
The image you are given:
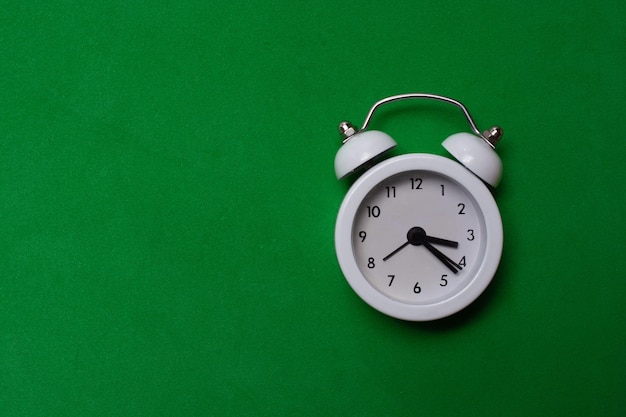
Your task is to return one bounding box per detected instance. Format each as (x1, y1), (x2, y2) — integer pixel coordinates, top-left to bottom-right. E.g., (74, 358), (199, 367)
(352, 170), (485, 305)
(335, 154), (503, 321)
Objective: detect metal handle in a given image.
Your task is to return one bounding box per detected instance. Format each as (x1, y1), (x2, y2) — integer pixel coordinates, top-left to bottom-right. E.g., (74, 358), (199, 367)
(345, 93), (502, 148)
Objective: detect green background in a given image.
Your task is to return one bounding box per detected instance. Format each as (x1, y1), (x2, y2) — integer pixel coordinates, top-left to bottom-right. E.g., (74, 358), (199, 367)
(1, 1), (624, 416)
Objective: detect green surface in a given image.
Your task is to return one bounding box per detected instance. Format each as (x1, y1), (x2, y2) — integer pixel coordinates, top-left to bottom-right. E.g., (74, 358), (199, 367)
(1, 1), (624, 416)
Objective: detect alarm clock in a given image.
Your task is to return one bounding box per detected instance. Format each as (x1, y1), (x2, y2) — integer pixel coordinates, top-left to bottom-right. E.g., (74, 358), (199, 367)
(334, 93), (504, 321)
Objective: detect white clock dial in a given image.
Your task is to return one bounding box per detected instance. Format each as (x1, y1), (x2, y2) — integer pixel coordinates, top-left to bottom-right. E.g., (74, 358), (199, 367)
(352, 170), (485, 305)
(335, 154), (503, 321)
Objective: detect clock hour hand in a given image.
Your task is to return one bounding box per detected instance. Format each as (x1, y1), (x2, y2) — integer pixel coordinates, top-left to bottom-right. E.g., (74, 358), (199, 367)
(425, 235), (458, 248)
(422, 241), (462, 274)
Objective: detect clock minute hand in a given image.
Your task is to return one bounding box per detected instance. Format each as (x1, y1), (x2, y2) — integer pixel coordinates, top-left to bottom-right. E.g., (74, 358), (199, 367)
(422, 241), (462, 274)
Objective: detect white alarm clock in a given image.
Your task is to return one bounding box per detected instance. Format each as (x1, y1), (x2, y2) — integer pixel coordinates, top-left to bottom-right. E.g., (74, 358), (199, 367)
(334, 93), (504, 321)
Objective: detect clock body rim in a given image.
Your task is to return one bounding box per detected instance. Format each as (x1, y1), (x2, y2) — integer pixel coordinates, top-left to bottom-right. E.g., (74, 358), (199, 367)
(335, 153), (503, 321)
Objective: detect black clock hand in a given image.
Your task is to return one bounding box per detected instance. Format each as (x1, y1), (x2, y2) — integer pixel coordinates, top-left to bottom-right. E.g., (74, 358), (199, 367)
(425, 235), (458, 248)
(422, 241), (462, 274)
(383, 227), (462, 270)
(383, 241), (410, 261)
